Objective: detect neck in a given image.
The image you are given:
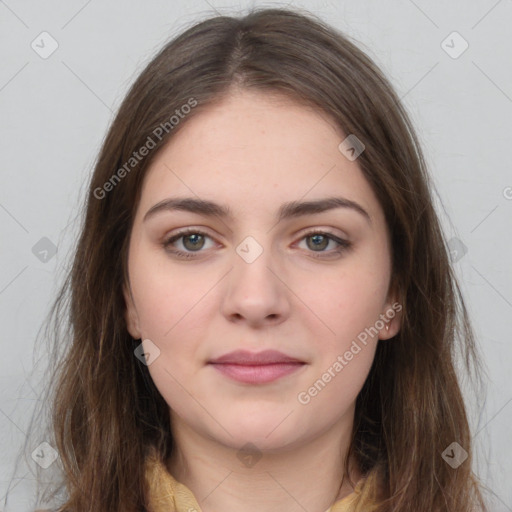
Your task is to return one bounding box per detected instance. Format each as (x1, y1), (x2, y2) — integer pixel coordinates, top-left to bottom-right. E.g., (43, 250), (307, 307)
(167, 410), (362, 512)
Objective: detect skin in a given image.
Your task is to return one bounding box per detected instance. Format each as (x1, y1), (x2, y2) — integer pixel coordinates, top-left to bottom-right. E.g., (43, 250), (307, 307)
(124, 87), (401, 512)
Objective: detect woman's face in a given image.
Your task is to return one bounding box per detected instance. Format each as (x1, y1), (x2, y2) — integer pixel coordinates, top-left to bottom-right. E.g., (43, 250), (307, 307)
(124, 89), (400, 453)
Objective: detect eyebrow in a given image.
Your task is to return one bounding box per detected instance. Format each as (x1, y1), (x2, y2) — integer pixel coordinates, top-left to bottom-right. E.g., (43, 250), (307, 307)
(143, 196), (371, 225)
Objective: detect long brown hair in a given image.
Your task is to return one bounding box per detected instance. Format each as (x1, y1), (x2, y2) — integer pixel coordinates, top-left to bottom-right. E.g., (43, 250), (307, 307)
(14, 7), (488, 511)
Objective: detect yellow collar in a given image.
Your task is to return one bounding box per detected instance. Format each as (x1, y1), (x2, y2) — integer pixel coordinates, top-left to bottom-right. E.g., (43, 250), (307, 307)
(144, 449), (365, 512)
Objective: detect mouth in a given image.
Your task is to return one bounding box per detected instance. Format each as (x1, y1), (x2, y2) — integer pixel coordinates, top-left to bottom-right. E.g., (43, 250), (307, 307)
(208, 350), (306, 384)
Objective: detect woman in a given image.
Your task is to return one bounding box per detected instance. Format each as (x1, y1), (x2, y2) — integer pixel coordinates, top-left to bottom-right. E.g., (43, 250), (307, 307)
(18, 7), (487, 512)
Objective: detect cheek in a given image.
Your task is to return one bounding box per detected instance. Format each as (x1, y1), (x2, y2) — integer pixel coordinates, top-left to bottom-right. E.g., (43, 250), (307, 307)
(146, 358), (206, 427)
(299, 342), (376, 420)
(128, 253), (217, 403)
(296, 271), (382, 411)
(131, 265), (208, 412)
(129, 251), (212, 340)
(299, 260), (390, 347)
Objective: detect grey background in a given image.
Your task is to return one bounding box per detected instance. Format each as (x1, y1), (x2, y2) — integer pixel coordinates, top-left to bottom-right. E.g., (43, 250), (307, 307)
(1, 0), (511, 510)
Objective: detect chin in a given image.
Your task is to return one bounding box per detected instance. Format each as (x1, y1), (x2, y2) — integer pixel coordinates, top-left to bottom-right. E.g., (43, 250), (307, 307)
(216, 416), (301, 450)
(223, 433), (298, 455)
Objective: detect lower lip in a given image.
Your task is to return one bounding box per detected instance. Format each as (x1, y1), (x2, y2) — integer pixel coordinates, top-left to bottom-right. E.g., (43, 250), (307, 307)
(209, 362), (305, 384)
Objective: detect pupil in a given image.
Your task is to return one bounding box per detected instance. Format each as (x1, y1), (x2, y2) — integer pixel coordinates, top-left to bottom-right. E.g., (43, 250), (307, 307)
(309, 234), (327, 251)
(184, 234), (203, 250)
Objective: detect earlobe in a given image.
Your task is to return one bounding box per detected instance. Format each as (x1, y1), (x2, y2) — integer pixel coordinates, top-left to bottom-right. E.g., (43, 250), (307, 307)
(123, 283), (141, 339)
(378, 308), (401, 340)
(378, 284), (403, 340)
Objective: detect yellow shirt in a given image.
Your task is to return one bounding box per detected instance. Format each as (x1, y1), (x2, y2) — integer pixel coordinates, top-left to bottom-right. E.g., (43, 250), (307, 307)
(144, 449), (366, 512)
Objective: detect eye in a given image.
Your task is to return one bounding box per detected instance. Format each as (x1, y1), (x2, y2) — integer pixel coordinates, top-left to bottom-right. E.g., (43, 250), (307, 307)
(162, 229), (352, 260)
(296, 230), (352, 258)
(162, 229), (215, 259)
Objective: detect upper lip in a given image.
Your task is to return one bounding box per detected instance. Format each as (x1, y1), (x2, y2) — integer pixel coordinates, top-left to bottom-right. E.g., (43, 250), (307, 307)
(209, 349), (304, 365)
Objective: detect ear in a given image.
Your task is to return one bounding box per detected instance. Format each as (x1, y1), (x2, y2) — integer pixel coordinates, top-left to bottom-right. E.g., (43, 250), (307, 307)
(123, 282), (142, 339)
(378, 280), (403, 341)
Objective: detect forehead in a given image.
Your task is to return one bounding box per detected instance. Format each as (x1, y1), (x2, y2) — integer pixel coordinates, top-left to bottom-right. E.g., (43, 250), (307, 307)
(136, 89), (383, 226)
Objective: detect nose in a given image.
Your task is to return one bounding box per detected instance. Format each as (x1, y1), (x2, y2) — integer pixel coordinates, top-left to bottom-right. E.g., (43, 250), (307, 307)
(220, 241), (291, 328)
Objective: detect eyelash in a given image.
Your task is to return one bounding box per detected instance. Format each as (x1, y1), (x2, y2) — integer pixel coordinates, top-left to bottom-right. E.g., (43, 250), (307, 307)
(162, 228), (352, 260)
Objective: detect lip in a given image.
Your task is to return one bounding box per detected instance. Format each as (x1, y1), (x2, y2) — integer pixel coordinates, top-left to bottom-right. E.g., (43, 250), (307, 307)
(208, 350), (306, 384)
(208, 349), (304, 365)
